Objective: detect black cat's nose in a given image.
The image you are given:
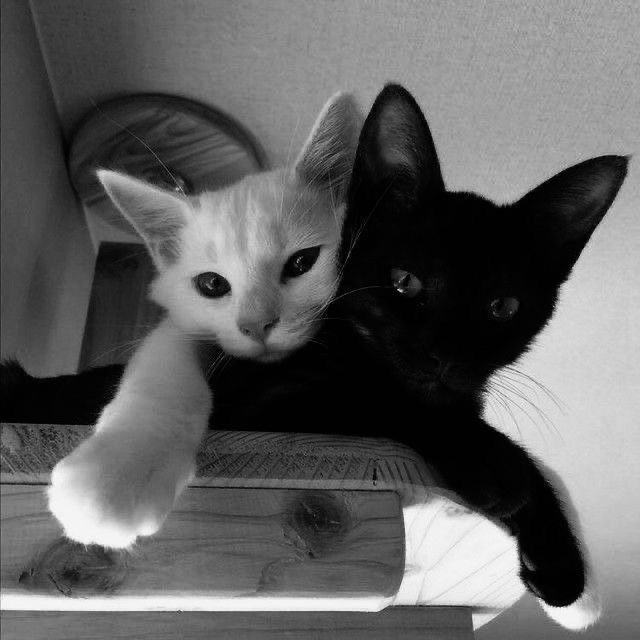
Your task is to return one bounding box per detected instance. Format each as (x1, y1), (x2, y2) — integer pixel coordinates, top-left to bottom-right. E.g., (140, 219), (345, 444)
(424, 355), (442, 376)
(238, 316), (280, 341)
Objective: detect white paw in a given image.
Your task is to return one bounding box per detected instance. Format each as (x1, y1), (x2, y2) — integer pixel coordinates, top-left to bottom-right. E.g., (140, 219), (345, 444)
(48, 432), (193, 548)
(539, 582), (602, 631)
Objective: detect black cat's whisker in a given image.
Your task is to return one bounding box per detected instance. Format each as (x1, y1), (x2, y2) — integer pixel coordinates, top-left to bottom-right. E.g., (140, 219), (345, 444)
(498, 372), (547, 406)
(330, 284), (392, 304)
(491, 394), (519, 435)
(491, 378), (562, 445)
(490, 379), (544, 439)
(484, 394), (510, 432)
(503, 365), (566, 412)
(489, 380), (542, 443)
(500, 372), (559, 416)
(501, 386), (549, 444)
(494, 373), (563, 441)
(488, 386), (525, 442)
(338, 180), (395, 280)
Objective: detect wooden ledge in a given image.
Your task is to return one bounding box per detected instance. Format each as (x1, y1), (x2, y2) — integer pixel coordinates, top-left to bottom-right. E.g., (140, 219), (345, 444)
(0, 423), (524, 632)
(2, 608), (475, 640)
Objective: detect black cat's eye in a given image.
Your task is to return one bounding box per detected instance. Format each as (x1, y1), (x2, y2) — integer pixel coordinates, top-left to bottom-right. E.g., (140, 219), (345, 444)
(283, 246), (321, 280)
(194, 272), (231, 298)
(391, 268), (423, 298)
(489, 296), (520, 321)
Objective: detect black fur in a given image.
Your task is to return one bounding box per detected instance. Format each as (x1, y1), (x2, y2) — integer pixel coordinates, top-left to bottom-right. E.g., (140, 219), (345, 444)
(0, 84), (628, 611)
(327, 84), (627, 607)
(0, 360), (123, 425)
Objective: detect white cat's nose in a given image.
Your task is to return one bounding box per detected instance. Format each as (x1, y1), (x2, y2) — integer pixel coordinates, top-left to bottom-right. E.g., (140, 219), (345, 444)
(238, 317), (280, 341)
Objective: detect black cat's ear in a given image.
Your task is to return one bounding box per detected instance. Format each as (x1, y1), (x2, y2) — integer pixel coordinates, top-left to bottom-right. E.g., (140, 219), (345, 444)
(295, 92), (363, 204)
(351, 84), (444, 201)
(518, 155), (629, 272)
(97, 169), (191, 268)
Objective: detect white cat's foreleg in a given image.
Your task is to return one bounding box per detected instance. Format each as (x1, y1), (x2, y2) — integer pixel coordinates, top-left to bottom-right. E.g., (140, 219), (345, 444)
(48, 318), (212, 548)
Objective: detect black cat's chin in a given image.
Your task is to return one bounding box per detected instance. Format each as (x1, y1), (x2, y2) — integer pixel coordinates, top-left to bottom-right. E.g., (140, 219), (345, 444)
(415, 380), (460, 406)
(394, 361), (489, 407)
(402, 372), (479, 407)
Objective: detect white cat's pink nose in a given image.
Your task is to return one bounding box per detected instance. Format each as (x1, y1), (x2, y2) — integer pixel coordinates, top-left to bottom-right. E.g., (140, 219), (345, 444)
(238, 317), (280, 341)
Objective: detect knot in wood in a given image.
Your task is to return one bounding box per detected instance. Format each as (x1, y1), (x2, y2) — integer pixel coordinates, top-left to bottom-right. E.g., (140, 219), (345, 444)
(19, 538), (127, 596)
(287, 492), (348, 558)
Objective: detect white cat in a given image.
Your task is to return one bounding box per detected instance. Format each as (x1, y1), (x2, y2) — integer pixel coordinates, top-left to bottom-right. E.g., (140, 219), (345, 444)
(48, 93), (362, 548)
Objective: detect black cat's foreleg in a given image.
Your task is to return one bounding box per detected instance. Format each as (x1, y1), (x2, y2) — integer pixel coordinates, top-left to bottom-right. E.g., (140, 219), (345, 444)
(396, 411), (597, 627)
(501, 467), (600, 627)
(395, 411), (535, 519)
(504, 472), (585, 604)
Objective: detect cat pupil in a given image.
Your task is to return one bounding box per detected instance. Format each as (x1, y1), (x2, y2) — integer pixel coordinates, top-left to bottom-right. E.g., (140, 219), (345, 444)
(283, 246), (321, 280)
(194, 272), (231, 298)
(489, 296), (519, 321)
(391, 268), (423, 297)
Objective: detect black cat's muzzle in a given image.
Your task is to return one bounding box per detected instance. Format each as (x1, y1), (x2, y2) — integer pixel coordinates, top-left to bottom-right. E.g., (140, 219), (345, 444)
(412, 360), (489, 405)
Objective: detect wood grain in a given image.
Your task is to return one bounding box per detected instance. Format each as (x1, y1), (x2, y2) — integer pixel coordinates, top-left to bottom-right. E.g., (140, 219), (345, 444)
(1, 423), (439, 495)
(1, 607), (474, 640)
(0, 423), (524, 628)
(1, 485), (404, 606)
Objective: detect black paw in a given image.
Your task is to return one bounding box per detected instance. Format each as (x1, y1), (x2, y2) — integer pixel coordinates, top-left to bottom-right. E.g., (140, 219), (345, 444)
(518, 532), (585, 607)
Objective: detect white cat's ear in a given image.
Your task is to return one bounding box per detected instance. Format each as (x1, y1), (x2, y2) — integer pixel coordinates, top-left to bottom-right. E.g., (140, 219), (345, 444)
(97, 170), (191, 267)
(295, 92), (363, 203)
(353, 84), (444, 199)
(517, 155), (628, 272)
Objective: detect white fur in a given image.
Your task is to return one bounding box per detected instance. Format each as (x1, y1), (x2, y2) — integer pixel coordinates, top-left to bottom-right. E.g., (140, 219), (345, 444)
(540, 581), (602, 631)
(48, 318), (212, 548)
(149, 170), (344, 362)
(49, 94), (362, 548)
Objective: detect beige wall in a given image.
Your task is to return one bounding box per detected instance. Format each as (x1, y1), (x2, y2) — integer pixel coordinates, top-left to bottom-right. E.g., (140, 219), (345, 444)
(1, 0), (95, 375)
(14, 0), (640, 636)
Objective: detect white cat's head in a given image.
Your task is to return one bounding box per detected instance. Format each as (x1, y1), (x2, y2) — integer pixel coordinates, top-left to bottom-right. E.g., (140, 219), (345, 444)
(98, 93), (362, 362)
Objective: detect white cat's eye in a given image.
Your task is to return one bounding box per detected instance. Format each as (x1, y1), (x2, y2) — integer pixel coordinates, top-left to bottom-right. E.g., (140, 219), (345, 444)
(283, 246), (321, 280)
(489, 296), (520, 321)
(194, 272), (231, 298)
(391, 268), (423, 298)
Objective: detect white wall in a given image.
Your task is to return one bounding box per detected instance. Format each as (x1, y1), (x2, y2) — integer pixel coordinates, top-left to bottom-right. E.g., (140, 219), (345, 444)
(25, 1), (640, 636)
(1, 0), (95, 375)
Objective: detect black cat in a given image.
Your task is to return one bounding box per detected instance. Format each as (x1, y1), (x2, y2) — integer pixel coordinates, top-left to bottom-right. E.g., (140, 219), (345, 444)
(1, 84), (627, 629)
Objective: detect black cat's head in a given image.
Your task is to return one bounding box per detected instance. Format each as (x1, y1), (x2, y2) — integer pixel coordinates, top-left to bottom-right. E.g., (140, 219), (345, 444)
(339, 84), (628, 405)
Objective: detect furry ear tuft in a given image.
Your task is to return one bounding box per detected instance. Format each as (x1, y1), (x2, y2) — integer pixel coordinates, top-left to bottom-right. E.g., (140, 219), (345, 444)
(97, 170), (191, 267)
(295, 92), (363, 203)
(518, 155), (629, 272)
